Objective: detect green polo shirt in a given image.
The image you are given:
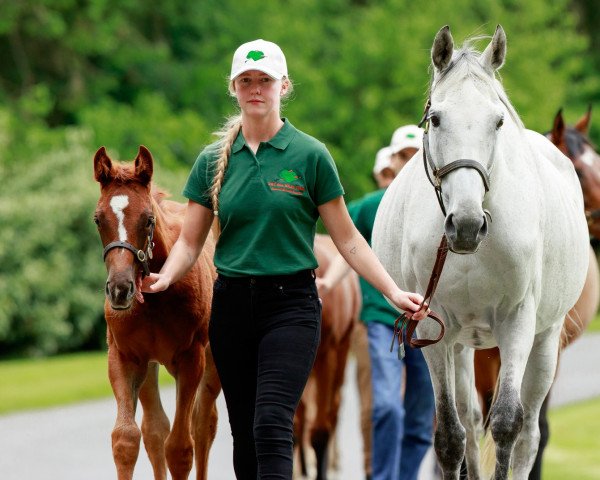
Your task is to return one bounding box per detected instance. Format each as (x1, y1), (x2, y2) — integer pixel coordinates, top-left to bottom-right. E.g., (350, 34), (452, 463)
(348, 189), (399, 326)
(183, 119), (344, 277)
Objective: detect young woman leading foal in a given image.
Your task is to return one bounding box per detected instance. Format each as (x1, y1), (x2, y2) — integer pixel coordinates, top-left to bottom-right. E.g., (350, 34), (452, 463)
(93, 145), (219, 480)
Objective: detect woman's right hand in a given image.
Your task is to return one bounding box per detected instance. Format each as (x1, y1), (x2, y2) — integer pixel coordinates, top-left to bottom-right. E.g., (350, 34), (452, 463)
(141, 272), (171, 293)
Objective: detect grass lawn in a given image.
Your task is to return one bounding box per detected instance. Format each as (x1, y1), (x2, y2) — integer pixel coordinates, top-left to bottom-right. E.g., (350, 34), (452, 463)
(544, 398), (600, 480)
(588, 311), (600, 332)
(0, 351), (173, 414)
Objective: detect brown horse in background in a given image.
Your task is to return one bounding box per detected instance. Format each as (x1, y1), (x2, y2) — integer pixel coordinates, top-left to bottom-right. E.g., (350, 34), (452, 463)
(473, 107), (600, 480)
(549, 106), (600, 239)
(93, 146), (220, 480)
(294, 234), (361, 480)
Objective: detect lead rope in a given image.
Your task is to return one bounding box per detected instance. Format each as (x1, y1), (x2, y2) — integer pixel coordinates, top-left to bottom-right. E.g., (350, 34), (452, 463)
(390, 234), (448, 359)
(389, 99), (449, 359)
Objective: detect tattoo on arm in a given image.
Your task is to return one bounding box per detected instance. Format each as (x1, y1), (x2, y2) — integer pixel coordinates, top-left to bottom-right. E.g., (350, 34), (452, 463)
(349, 246), (357, 255)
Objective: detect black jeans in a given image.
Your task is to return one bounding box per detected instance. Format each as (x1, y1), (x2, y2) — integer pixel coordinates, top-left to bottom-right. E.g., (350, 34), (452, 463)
(209, 270), (322, 480)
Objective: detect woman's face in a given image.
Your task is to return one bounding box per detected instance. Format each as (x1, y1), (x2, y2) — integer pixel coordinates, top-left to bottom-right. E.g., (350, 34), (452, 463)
(232, 70), (288, 119)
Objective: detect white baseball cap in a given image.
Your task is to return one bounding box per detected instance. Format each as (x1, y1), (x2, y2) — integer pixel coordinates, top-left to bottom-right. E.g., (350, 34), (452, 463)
(390, 125), (423, 154)
(230, 39), (288, 81)
(373, 146), (394, 174)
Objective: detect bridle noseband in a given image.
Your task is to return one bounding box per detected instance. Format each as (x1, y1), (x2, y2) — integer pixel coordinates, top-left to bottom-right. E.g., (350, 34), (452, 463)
(102, 216), (156, 277)
(418, 99), (492, 216)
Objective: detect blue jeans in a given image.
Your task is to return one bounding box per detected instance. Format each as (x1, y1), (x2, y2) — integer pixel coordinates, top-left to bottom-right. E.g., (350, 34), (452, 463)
(368, 321), (435, 480)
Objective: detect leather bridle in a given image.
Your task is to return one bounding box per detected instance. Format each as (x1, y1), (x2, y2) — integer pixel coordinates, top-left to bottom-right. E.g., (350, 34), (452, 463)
(418, 99), (492, 217)
(390, 98), (496, 356)
(102, 216), (156, 277)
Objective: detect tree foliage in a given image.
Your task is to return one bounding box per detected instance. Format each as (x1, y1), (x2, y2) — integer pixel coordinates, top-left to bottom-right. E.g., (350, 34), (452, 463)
(0, 0), (598, 356)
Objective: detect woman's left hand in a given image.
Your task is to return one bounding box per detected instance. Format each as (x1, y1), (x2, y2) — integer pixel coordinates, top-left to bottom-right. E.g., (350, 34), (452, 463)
(389, 289), (429, 321)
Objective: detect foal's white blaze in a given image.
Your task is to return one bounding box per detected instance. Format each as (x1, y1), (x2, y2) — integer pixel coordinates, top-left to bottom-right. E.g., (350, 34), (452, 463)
(580, 145), (598, 167)
(110, 195), (129, 242)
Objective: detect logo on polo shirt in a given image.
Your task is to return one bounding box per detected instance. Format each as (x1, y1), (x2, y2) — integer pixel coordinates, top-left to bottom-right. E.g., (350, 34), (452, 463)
(268, 169), (306, 196)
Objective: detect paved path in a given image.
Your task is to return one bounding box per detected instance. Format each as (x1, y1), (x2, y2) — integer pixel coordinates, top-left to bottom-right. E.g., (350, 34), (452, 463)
(1, 333), (599, 480)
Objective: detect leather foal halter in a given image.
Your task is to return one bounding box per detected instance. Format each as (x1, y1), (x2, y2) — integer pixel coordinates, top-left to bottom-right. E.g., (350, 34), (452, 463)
(102, 216), (156, 277)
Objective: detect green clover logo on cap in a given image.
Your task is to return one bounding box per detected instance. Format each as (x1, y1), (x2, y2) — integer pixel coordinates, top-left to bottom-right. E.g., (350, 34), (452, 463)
(246, 50), (265, 61)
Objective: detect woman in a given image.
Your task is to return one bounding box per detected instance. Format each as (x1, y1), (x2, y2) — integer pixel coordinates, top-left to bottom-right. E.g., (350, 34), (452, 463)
(142, 38), (428, 480)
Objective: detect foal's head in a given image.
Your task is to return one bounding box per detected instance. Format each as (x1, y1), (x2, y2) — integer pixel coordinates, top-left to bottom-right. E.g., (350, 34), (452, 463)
(94, 146), (155, 310)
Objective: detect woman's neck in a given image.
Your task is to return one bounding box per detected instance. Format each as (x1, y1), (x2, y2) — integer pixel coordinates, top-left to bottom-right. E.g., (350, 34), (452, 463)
(241, 114), (284, 145)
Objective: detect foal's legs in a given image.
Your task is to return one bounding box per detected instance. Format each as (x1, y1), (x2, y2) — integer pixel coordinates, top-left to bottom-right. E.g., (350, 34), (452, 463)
(193, 344), (221, 480)
(166, 342), (205, 480)
(139, 361), (170, 480)
(108, 346), (148, 480)
(511, 323), (561, 479)
(454, 345), (482, 480)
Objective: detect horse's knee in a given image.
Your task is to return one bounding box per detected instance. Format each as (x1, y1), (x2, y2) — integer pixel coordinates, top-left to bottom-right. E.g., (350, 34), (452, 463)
(490, 391), (523, 446)
(165, 432), (194, 477)
(112, 423), (142, 469)
(434, 422), (466, 471)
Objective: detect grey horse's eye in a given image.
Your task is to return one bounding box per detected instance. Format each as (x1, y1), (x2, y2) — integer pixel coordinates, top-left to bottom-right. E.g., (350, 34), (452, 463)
(496, 118), (504, 130)
(430, 115), (441, 127)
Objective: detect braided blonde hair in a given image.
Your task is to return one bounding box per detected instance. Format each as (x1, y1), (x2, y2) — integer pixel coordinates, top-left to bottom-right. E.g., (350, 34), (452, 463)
(209, 114), (242, 236)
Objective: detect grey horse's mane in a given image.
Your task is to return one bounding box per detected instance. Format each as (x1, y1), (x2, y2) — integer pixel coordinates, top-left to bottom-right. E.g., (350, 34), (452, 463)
(429, 38), (524, 130)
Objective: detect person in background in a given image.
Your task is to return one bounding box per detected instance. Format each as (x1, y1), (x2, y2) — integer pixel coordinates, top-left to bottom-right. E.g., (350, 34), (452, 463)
(318, 125), (435, 480)
(142, 38), (429, 480)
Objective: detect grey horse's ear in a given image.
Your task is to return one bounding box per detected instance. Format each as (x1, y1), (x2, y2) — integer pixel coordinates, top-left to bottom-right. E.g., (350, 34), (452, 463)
(432, 25), (454, 72)
(481, 25), (506, 72)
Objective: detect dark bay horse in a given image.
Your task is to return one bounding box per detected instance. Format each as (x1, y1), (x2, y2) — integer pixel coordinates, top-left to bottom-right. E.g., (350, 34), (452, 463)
(549, 106), (600, 239)
(93, 145), (219, 480)
(474, 107), (600, 479)
(293, 234), (361, 480)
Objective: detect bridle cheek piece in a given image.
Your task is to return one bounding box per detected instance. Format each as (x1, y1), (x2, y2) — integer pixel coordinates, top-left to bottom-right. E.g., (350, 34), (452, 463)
(102, 217), (156, 277)
(418, 100), (492, 217)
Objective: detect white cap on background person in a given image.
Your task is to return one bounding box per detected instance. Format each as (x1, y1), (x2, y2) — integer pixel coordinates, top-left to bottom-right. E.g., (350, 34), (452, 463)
(390, 125), (423, 154)
(230, 39), (288, 80)
(373, 146), (394, 174)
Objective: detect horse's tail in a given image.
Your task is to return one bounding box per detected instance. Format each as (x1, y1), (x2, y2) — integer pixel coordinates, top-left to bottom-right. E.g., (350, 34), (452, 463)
(480, 372), (500, 479)
(561, 309), (584, 350)
(480, 427), (496, 479)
